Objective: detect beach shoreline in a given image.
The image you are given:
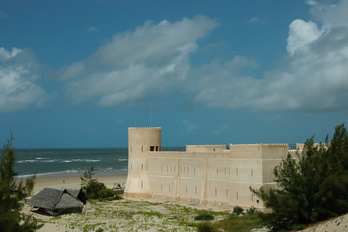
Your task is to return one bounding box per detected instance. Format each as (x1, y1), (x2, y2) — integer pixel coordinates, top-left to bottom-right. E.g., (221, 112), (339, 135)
(17, 174), (127, 194)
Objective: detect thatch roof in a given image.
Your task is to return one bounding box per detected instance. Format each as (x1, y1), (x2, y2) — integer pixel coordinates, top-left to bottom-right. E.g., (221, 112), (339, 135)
(65, 187), (88, 204)
(55, 193), (84, 209)
(27, 187), (64, 210)
(27, 187), (86, 214)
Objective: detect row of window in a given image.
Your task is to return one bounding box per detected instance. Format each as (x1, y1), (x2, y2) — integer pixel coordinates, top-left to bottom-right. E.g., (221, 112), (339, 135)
(131, 180), (260, 203)
(130, 145), (161, 152)
(157, 164), (257, 177)
(156, 183), (258, 202)
(132, 164), (274, 180)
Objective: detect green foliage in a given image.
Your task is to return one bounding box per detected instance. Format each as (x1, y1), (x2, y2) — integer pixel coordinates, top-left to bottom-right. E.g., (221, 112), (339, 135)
(196, 221), (218, 232)
(233, 206), (244, 215)
(0, 132), (42, 232)
(216, 213), (263, 232)
(81, 166), (122, 200)
(246, 206), (258, 215)
(194, 212), (214, 221)
(251, 123), (348, 231)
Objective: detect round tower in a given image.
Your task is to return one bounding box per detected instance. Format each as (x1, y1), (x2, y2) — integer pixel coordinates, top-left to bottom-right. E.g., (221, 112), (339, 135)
(125, 127), (161, 198)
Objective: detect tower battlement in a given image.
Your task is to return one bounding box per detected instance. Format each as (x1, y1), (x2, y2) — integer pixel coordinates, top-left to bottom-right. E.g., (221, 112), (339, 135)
(125, 127), (296, 211)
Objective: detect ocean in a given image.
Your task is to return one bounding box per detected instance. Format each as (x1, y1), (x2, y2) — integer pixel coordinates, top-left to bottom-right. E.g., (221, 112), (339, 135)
(13, 147), (185, 179)
(13, 148), (128, 179)
(12, 145), (295, 179)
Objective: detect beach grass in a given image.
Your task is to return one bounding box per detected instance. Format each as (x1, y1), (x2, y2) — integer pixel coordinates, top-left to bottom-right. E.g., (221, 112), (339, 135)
(23, 200), (234, 231)
(23, 199), (266, 231)
(22, 175), (265, 231)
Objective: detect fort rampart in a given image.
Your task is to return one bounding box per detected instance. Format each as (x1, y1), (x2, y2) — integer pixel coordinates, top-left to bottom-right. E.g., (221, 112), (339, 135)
(125, 127), (300, 210)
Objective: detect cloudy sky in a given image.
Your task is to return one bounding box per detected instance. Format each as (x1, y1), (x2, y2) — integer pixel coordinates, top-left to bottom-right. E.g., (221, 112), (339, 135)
(1, 0), (347, 148)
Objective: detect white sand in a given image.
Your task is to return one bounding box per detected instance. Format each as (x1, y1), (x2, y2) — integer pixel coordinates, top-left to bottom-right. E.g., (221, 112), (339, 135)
(21, 175), (348, 232)
(31, 174), (127, 194)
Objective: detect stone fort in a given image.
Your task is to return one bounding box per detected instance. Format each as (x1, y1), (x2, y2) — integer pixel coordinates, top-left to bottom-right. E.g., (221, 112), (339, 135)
(124, 127), (299, 210)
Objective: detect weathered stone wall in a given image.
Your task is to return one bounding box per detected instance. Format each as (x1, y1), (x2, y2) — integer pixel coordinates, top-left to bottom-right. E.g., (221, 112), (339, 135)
(125, 127), (291, 210)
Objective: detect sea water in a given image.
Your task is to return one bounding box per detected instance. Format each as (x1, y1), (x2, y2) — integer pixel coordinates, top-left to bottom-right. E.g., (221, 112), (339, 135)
(13, 148), (128, 178)
(13, 147), (185, 179)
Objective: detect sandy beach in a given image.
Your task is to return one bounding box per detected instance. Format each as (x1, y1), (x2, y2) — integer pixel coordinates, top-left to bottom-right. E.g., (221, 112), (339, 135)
(17, 174), (127, 194)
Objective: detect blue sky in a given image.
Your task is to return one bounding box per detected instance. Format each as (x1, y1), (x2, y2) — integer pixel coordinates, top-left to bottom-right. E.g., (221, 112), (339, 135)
(0, 0), (347, 148)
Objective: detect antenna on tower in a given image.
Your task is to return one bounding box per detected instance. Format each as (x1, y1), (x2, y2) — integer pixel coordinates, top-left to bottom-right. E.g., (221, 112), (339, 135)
(150, 103), (152, 127)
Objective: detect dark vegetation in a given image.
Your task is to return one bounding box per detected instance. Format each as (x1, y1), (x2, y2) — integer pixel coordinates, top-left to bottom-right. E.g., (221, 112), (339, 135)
(194, 212), (215, 221)
(80, 166), (123, 200)
(195, 206), (263, 232)
(232, 205), (244, 215)
(251, 123), (348, 231)
(0, 132), (42, 232)
(215, 213), (262, 232)
(197, 221), (218, 232)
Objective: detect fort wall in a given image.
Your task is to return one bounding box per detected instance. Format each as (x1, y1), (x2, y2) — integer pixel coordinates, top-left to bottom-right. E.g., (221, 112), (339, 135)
(125, 127), (294, 210)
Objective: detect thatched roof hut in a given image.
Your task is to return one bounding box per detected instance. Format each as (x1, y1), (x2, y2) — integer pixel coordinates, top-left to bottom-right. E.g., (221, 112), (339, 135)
(27, 187), (87, 216)
(65, 187), (88, 204)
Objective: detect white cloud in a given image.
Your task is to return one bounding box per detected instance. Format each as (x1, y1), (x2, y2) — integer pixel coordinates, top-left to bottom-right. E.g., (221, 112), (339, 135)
(309, 0), (348, 29)
(0, 47), (22, 61)
(182, 119), (199, 132)
(87, 27), (98, 32)
(287, 19), (322, 56)
(61, 16), (218, 106)
(59, 5), (348, 113)
(306, 0), (317, 6)
(213, 125), (227, 135)
(191, 1), (348, 112)
(248, 17), (259, 24)
(0, 47), (46, 112)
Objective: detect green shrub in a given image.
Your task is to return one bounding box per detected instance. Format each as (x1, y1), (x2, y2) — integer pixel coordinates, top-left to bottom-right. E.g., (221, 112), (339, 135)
(194, 213), (214, 221)
(0, 133), (43, 232)
(233, 206), (244, 215)
(81, 166), (123, 200)
(197, 221), (218, 232)
(246, 206), (258, 215)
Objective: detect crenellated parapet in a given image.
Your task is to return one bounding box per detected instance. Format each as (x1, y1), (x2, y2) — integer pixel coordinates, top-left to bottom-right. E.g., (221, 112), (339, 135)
(125, 127), (305, 211)
(129, 127), (162, 130)
(186, 145), (226, 152)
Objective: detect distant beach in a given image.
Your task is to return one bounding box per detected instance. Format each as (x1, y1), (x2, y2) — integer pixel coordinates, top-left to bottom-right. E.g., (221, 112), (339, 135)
(16, 174), (127, 195)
